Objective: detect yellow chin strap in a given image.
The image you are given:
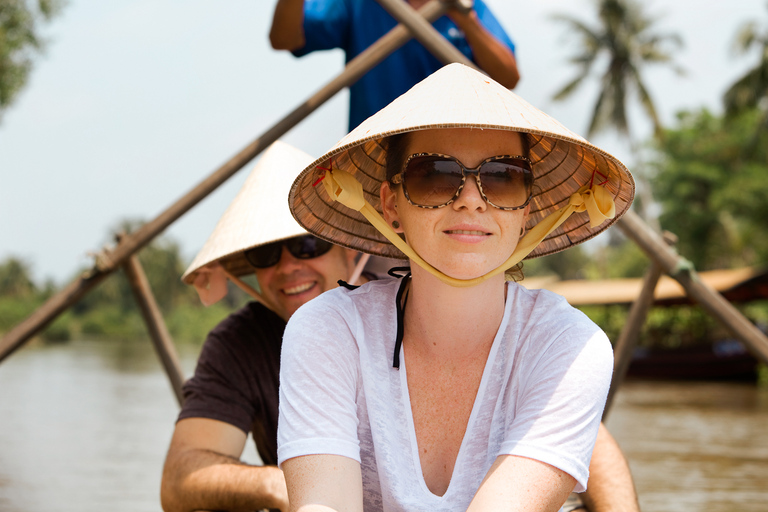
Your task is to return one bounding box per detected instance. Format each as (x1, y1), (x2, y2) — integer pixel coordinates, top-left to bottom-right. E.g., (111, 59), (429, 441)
(320, 167), (616, 288)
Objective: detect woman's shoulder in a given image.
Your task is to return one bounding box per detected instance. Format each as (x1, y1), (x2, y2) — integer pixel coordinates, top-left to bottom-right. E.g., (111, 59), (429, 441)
(507, 282), (584, 318)
(505, 282), (607, 345)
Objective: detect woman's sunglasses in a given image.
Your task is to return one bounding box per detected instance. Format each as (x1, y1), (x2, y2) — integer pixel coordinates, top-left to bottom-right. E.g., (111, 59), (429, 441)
(390, 153), (534, 210)
(244, 235), (333, 269)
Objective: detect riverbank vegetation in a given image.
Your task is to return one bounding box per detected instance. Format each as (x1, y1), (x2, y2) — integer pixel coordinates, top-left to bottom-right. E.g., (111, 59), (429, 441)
(0, 235), (250, 345)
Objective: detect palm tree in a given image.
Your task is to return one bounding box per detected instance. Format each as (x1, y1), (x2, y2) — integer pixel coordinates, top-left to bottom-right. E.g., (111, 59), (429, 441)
(723, 7), (768, 144)
(551, 0), (683, 231)
(552, 0), (683, 141)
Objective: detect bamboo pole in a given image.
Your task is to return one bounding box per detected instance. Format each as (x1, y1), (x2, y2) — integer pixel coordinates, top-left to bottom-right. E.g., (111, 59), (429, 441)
(603, 232), (677, 418)
(0, 0), (449, 364)
(376, 0), (475, 68)
(123, 254), (186, 406)
(617, 210), (768, 364)
(603, 262), (663, 418)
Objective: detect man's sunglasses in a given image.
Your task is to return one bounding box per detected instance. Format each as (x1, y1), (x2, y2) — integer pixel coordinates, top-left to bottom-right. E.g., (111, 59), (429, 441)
(390, 153), (534, 210)
(243, 235), (333, 269)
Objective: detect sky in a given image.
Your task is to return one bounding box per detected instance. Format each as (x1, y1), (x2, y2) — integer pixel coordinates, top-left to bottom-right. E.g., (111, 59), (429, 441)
(0, 0), (764, 285)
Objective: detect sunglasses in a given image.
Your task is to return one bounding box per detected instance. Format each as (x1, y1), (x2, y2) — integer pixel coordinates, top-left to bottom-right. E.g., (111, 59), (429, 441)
(243, 235), (333, 269)
(390, 153), (534, 210)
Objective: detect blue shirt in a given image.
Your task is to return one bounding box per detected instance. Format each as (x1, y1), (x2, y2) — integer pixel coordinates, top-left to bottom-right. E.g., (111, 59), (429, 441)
(293, 0), (516, 130)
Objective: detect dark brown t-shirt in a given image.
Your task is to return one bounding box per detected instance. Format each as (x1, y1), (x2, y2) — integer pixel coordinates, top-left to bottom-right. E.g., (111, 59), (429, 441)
(178, 302), (285, 465)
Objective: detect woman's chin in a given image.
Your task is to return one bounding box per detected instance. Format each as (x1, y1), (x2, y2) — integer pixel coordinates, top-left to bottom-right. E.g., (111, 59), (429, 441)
(430, 256), (504, 282)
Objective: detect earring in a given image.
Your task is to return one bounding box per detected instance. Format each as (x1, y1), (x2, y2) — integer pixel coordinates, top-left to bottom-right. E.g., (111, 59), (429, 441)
(520, 227), (525, 236)
(392, 221), (400, 229)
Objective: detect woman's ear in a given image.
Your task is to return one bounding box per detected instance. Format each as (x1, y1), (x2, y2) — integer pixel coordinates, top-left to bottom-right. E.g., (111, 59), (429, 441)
(380, 181), (403, 233)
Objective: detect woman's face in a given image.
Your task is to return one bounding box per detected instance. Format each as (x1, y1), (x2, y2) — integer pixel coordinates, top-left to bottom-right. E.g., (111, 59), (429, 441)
(381, 128), (530, 280)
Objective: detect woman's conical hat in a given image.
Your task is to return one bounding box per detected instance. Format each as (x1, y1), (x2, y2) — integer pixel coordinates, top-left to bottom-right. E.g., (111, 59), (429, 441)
(182, 141), (313, 285)
(288, 63), (634, 260)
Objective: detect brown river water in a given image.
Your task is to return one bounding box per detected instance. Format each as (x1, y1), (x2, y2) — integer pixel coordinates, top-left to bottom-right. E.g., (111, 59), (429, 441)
(0, 338), (766, 512)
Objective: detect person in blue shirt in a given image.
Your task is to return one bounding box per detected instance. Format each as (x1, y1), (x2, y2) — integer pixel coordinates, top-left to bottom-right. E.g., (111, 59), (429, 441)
(270, 0), (519, 130)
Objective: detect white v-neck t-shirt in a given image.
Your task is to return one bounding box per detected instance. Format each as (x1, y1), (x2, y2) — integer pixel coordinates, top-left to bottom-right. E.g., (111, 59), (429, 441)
(278, 278), (613, 512)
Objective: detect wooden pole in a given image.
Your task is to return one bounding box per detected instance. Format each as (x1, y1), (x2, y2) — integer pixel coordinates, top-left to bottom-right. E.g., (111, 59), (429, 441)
(123, 254), (186, 406)
(603, 232), (677, 418)
(375, 0), (475, 68)
(617, 210), (768, 364)
(0, 0), (450, 364)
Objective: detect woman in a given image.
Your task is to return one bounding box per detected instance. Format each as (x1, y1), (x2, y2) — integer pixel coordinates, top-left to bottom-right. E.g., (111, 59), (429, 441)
(278, 64), (634, 512)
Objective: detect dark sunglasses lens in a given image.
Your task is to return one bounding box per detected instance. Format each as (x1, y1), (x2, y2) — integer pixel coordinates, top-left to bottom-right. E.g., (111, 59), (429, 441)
(479, 159), (533, 208)
(285, 235), (333, 260)
(244, 242), (283, 268)
(404, 156), (464, 206)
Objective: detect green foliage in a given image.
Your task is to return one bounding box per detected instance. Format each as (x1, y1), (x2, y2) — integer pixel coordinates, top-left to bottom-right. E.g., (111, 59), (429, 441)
(652, 108), (768, 269)
(524, 245), (591, 280)
(0, 293), (42, 331)
(524, 231), (650, 281)
(723, 6), (768, 144)
(596, 236), (650, 279)
(76, 303), (146, 340)
(0, 221), (248, 344)
(758, 364), (768, 387)
(0, 256), (37, 297)
(579, 303), (726, 350)
(0, 0), (63, 119)
(166, 301), (240, 344)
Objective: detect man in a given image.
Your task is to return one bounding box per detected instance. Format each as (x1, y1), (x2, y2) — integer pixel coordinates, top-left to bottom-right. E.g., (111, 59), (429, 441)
(160, 141), (640, 512)
(270, 0), (519, 130)
(159, 141), (355, 512)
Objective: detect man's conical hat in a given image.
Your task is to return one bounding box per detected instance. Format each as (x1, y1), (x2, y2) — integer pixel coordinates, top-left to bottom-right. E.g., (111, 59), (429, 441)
(183, 141), (313, 285)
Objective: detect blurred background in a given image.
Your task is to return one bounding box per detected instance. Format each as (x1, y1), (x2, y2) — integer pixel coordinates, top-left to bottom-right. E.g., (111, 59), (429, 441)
(1, 1), (767, 511)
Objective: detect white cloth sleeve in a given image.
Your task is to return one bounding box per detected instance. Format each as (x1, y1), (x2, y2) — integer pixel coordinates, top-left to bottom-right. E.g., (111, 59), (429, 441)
(500, 305), (614, 493)
(277, 290), (362, 466)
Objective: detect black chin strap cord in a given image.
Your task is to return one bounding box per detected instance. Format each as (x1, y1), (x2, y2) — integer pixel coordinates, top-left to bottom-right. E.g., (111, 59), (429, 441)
(341, 266), (411, 369)
(337, 279), (359, 290)
(392, 269), (411, 369)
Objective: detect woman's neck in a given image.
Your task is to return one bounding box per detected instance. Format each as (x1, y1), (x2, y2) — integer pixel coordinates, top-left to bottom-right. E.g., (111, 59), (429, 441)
(403, 264), (508, 361)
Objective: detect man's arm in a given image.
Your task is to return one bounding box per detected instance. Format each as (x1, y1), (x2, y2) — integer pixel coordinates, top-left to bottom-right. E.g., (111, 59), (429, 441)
(447, 7), (519, 88)
(270, 0), (306, 51)
(161, 418), (289, 512)
(581, 423), (641, 512)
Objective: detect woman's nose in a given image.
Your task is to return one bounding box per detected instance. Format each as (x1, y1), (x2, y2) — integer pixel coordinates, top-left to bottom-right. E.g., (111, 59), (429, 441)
(453, 175), (487, 211)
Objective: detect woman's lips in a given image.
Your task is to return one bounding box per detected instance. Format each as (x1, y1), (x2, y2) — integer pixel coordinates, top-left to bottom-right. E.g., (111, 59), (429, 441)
(444, 229), (489, 236)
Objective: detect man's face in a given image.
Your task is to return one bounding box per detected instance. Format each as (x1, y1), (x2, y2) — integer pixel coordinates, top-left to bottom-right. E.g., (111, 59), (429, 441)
(253, 240), (357, 322)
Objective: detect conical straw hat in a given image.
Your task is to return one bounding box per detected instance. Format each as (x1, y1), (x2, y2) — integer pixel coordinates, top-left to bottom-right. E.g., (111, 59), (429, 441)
(183, 141), (313, 285)
(289, 63), (634, 261)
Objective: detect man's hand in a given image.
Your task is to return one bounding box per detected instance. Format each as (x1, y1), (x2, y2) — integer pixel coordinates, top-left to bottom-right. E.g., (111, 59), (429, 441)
(270, 0), (307, 51)
(442, 0), (474, 15)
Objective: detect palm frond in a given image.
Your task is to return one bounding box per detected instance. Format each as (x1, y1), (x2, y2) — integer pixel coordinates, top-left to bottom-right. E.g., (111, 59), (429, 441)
(724, 67), (766, 115)
(552, 74), (589, 101)
(587, 86), (610, 138)
(733, 22), (759, 54)
(632, 69), (663, 139)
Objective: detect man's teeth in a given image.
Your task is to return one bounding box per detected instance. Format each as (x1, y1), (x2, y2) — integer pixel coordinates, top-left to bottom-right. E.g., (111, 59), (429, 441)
(283, 282), (315, 295)
(447, 230), (487, 235)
